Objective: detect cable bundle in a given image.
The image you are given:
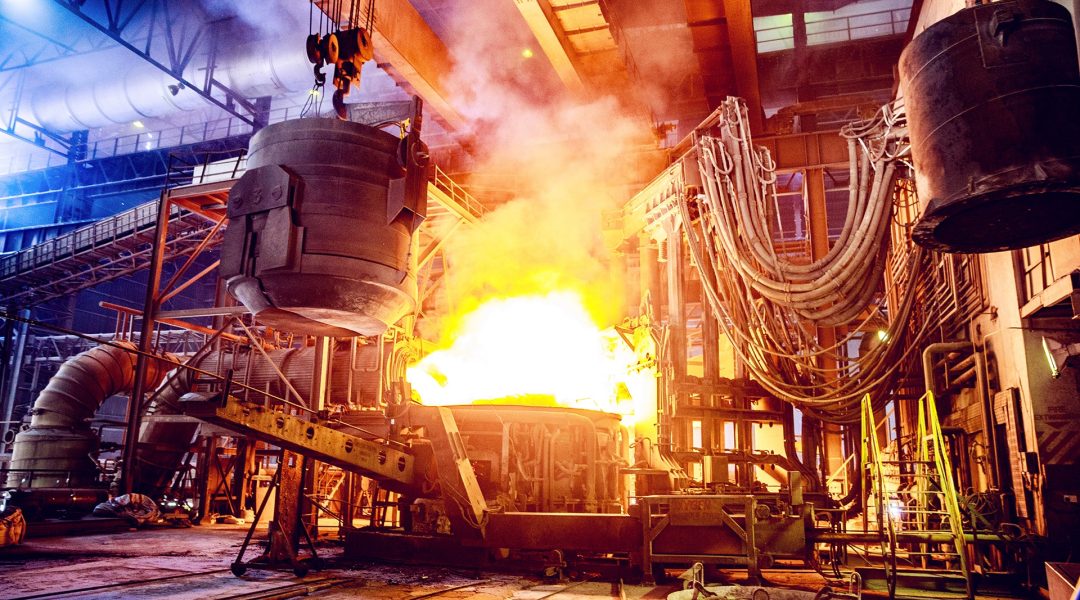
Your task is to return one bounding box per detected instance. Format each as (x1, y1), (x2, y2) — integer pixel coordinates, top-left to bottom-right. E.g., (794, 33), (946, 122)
(680, 97), (928, 423)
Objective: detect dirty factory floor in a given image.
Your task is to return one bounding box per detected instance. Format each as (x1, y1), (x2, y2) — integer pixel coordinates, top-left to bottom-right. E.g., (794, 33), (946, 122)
(0, 523), (851, 599)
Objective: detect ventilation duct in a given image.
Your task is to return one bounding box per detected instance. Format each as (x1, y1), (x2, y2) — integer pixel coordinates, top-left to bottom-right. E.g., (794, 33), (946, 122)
(4, 342), (175, 514)
(27, 39), (314, 133)
(24, 48), (412, 134)
(135, 344), (385, 494)
(5, 342), (385, 510)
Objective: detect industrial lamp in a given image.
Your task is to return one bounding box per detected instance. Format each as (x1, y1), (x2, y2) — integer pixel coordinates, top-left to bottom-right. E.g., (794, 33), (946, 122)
(1041, 336), (1080, 378)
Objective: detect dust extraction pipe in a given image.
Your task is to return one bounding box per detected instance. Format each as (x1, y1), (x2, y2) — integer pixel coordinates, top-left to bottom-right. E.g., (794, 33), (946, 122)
(133, 345), (382, 496)
(25, 34), (403, 133)
(6, 342), (385, 501)
(921, 342), (971, 397)
(4, 342), (174, 492)
(138, 344), (391, 495)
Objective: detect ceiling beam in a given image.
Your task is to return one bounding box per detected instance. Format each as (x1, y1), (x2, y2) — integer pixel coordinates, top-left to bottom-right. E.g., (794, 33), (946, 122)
(512, 0), (586, 93)
(371, 0), (466, 129)
(720, 0), (764, 133)
(53, 0), (263, 126)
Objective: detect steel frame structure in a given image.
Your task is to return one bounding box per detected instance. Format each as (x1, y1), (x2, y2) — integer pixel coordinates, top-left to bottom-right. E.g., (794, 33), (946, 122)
(0, 69), (86, 158)
(0, 13), (113, 73)
(0, 181), (234, 308)
(110, 158), (482, 490)
(119, 177), (231, 493)
(0, 161), (478, 312)
(1, 135), (249, 226)
(0, 0), (268, 157)
(52, 0), (265, 127)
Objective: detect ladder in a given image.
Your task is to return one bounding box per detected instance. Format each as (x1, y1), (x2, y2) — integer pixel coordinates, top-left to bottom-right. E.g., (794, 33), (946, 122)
(860, 393), (972, 599)
(314, 464), (346, 507)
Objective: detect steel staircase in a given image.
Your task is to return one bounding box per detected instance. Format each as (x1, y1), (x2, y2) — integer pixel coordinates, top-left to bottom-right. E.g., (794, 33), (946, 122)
(314, 464), (347, 508)
(860, 392), (973, 599)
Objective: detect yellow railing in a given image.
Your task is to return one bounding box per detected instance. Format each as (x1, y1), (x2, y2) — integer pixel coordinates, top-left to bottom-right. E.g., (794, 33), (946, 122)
(860, 392), (973, 599)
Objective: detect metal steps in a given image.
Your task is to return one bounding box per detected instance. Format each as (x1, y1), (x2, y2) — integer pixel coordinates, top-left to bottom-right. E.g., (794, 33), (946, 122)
(856, 566), (971, 599)
(0, 185), (229, 307)
(861, 392), (973, 599)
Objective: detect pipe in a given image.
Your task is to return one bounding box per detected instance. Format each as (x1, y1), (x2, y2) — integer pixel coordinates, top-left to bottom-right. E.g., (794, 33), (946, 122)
(921, 342), (971, 398)
(950, 352), (976, 377)
(811, 530), (1005, 544)
(132, 363), (202, 497)
(835, 450), (864, 520)
(5, 342), (384, 502)
(134, 344), (386, 496)
(943, 366), (977, 394)
(23, 34), (403, 133)
(5, 341), (174, 491)
(782, 402), (820, 490)
(28, 40), (308, 132)
(973, 349), (1000, 489)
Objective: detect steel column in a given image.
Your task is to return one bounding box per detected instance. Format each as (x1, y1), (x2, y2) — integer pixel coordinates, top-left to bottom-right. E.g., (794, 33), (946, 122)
(0, 310), (29, 447)
(231, 437), (257, 518)
(275, 450), (308, 553)
(720, 0), (764, 133)
(122, 190), (170, 494)
(638, 234), (661, 318)
(664, 223), (686, 453)
(805, 167), (841, 483)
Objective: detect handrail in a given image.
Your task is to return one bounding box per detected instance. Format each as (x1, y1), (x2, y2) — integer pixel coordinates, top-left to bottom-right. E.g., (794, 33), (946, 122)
(431, 164), (485, 221)
(861, 391), (974, 600)
(0, 105), (307, 177)
(0, 201), (181, 280)
(921, 391), (973, 599)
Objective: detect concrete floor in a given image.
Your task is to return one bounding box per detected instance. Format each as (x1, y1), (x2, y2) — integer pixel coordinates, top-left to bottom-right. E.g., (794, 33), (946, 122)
(0, 523), (930, 600)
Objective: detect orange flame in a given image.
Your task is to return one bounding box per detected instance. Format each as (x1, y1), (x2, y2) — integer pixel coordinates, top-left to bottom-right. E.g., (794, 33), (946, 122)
(407, 291), (654, 424)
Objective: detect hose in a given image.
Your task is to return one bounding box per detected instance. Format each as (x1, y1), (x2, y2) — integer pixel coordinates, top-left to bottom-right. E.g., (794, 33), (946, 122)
(679, 97), (928, 423)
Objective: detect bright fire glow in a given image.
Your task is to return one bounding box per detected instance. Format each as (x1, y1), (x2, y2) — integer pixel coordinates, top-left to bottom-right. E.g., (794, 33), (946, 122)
(408, 291), (653, 424)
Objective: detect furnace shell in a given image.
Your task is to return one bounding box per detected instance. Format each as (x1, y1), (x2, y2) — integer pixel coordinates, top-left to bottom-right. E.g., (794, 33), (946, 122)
(446, 404), (628, 514)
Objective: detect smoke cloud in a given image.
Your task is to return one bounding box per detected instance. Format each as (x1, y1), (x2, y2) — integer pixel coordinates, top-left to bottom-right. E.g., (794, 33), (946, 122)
(427, 0), (654, 340)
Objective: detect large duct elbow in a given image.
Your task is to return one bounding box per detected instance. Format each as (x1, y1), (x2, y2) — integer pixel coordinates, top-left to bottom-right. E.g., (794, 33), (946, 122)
(133, 364), (206, 497)
(24, 341), (159, 429)
(5, 342), (173, 492)
(7, 341), (387, 505)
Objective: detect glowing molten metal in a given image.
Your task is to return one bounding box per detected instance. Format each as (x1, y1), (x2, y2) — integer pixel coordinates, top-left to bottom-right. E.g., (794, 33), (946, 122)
(407, 292), (650, 423)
